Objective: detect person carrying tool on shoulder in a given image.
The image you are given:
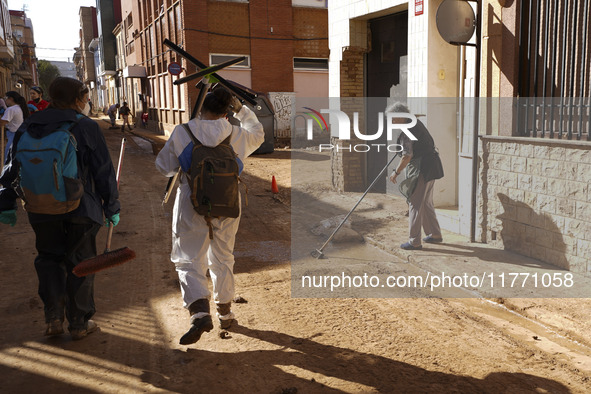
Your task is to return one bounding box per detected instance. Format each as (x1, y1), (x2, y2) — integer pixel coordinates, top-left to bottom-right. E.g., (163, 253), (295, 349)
(156, 86), (264, 345)
(0, 77), (120, 340)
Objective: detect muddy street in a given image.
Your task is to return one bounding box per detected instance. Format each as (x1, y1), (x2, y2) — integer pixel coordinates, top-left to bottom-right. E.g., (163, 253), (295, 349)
(1, 119), (590, 393)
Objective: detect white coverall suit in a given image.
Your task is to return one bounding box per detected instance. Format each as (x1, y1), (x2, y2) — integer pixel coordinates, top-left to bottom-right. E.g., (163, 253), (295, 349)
(155, 106), (264, 312)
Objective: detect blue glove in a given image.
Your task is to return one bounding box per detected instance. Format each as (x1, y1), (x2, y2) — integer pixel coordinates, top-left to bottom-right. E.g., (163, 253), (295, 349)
(0, 210), (16, 227)
(105, 213), (120, 227)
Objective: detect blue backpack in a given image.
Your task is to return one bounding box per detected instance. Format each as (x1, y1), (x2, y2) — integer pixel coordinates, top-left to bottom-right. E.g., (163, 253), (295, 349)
(15, 114), (85, 214)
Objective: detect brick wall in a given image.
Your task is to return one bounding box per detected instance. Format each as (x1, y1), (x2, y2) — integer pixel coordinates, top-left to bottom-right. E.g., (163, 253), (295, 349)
(183, 0), (209, 76)
(293, 7), (329, 58)
(479, 136), (591, 274)
(249, 0), (294, 92)
(208, 2), (250, 55)
(332, 46), (366, 192)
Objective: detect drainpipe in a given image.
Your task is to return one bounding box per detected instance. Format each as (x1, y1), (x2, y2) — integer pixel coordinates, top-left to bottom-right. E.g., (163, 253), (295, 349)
(469, 0), (482, 243)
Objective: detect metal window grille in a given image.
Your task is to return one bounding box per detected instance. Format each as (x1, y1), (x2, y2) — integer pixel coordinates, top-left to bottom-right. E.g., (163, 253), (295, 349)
(518, 0), (591, 140)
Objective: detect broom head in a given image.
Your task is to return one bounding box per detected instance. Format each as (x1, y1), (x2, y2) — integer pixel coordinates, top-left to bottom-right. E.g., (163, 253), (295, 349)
(73, 247), (136, 277)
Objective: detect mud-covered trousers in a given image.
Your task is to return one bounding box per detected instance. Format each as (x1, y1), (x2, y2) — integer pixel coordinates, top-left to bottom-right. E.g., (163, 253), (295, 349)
(30, 217), (101, 331)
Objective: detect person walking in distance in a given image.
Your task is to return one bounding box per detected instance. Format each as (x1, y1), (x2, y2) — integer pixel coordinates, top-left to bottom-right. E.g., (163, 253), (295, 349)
(119, 101), (132, 132)
(156, 87), (264, 345)
(0, 91), (30, 161)
(107, 103), (119, 129)
(0, 77), (120, 340)
(388, 102), (444, 250)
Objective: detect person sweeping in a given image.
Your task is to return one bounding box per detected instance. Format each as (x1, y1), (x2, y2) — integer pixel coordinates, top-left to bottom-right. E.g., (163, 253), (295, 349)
(388, 102), (444, 250)
(156, 87), (263, 345)
(0, 77), (120, 340)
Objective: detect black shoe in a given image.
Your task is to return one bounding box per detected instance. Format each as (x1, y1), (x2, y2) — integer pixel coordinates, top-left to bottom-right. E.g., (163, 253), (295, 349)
(179, 315), (213, 345)
(70, 320), (99, 340)
(45, 319), (64, 336)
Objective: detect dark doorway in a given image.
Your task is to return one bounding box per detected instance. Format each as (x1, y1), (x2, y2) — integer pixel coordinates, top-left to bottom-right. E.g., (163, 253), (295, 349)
(366, 11), (408, 192)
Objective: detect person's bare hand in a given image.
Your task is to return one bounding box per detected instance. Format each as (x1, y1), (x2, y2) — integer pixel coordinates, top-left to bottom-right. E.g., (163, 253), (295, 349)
(389, 173), (398, 184)
(230, 97), (243, 113)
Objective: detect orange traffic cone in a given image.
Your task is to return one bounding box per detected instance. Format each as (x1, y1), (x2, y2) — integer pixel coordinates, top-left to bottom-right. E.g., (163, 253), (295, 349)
(271, 176), (279, 194)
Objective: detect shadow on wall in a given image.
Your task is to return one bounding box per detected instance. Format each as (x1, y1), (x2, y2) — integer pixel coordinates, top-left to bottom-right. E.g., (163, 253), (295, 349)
(147, 109), (160, 132)
(496, 193), (568, 270)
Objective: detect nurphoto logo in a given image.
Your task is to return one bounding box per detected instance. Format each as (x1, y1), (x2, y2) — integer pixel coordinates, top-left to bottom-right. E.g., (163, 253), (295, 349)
(304, 108), (418, 153)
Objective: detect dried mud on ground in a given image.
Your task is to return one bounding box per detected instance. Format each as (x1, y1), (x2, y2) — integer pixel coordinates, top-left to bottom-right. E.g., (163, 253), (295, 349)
(0, 121), (591, 393)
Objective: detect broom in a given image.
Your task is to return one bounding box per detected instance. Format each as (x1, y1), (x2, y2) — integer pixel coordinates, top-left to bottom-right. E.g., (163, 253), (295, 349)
(73, 138), (136, 277)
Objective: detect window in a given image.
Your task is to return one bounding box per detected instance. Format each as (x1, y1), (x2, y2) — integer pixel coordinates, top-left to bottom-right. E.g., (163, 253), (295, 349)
(125, 14), (133, 40)
(293, 57), (328, 70)
(292, 0), (327, 8)
(210, 54), (251, 68)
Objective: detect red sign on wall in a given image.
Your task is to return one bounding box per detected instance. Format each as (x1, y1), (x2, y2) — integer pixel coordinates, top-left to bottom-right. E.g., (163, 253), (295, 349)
(415, 0), (424, 16)
(168, 62), (182, 76)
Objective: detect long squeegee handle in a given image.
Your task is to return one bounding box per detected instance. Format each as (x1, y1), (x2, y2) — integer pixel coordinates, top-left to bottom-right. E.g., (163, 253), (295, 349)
(316, 152), (401, 254)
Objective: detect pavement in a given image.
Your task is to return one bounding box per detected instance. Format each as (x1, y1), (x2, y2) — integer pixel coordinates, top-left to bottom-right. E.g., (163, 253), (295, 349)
(93, 113), (167, 155)
(92, 113), (591, 300)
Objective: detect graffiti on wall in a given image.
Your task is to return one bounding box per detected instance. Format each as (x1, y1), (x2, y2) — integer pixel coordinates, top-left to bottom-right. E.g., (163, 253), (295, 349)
(269, 92), (295, 138)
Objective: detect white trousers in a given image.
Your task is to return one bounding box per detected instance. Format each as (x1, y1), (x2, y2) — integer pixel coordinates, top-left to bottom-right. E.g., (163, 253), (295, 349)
(171, 183), (240, 309)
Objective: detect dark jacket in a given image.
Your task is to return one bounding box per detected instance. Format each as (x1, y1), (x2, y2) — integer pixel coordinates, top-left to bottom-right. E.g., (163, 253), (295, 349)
(0, 108), (120, 224)
(119, 105), (131, 116)
(398, 120), (444, 183)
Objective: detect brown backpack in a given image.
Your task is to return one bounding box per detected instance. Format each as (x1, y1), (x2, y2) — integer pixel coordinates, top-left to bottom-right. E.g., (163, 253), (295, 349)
(182, 124), (241, 238)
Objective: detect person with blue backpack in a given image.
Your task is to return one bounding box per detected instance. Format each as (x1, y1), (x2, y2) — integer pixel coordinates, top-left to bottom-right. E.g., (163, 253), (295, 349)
(0, 77), (121, 340)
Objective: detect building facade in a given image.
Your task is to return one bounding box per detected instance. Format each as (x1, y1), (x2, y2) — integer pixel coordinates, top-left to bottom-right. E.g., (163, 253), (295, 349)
(95, 0), (122, 109)
(75, 6), (99, 109)
(0, 0), (14, 95)
(114, 0), (328, 134)
(327, 0), (591, 274)
(9, 10), (38, 96)
(327, 0), (469, 215)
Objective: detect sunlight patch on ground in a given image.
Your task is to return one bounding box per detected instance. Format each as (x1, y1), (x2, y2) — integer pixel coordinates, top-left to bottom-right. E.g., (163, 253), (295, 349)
(0, 341), (155, 392)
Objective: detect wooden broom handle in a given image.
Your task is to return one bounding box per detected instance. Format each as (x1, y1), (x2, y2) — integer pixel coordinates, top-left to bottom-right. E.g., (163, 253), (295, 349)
(104, 137), (124, 252)
(105, 222), (114, 253)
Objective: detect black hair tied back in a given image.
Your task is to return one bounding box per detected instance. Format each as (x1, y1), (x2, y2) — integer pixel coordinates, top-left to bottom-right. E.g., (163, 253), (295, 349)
(203, 87), (233, 116)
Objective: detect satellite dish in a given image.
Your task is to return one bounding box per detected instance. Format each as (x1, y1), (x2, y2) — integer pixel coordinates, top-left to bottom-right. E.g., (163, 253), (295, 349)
(436, 0), (476, 45)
